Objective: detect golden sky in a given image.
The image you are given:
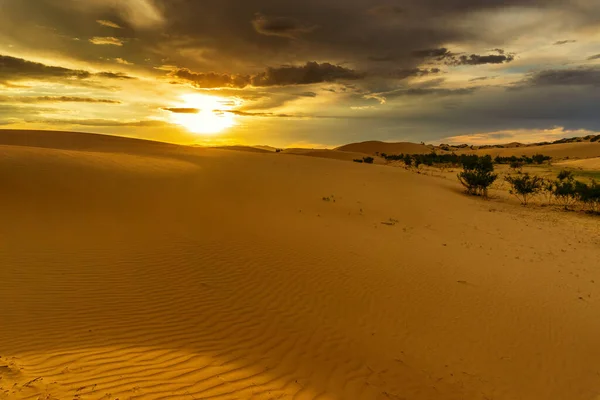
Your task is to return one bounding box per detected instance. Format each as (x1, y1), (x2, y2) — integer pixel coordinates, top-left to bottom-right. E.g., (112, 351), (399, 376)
(1, 0), (600, 147)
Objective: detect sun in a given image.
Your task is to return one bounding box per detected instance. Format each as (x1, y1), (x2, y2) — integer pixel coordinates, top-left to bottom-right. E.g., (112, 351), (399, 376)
(170, 94), (239, 134)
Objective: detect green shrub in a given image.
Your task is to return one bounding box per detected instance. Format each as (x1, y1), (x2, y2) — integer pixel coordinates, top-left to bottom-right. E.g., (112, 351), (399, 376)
(363, 157), (375, 164)
(509, 161), (524, 171)
(575, 180), (600, 213)
(553, 170), (578, 209)
(505, 173), (544, 205)
(457, 155), (497, 197)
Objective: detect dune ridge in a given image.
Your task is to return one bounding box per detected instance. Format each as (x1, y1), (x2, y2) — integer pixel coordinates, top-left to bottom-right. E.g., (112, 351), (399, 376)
(1, 130), (600, 399)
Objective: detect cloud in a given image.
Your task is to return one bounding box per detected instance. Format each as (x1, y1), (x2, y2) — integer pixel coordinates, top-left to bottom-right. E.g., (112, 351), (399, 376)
(252, 13), (316, 38)
(252, 62), (365, 86)
(0, 96), (121, 104)
(393, 68), (441, 79)
(97, 20), (123, 29)
(553, 40), (576, 45)
(587, 54), (600, 61)
(469, 76), (496, 82)
(95, 72), (136, 80)
(451, 54), (514, 65)
(31, 118), (169, 127)
(115, 58), (133, 65)
(0, 55), (136, 84)
(162, 108), (199, 114)
(223, 110), (295, 118)
(0, 54), (91, 82)
(67, 0), (164, 28)
(413, 48), (454, 60)
(518, 67), (600, 87)
(89, 37), (124, 46)
(367, 5), (404, 16)
(365, 85), (477, 104)
(412, 47), (514, 65)
(171, 62), (364, 88)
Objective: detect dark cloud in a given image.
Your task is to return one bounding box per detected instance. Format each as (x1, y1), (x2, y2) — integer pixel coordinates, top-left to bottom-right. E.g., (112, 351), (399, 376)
(393, 68), (441, 79)
(0, 54), (91, 82)
(367, 5), (405, 16)
(412, 48), (454, 60)
(299, 91), (318, 97)
(170, 69), (250, 89)
(394, 87), (478, 97)
(518, 67), (600, 87)
(451, 53), (515, 65)
(95, 72), (136, 80)
(252, 13), (315, 38)
(553, 40), (577, 45)
(0, 95), (121, 104)
(162, 107), (199, 113)
(0, 54), (136, 84)
(413, 48), (514, 65)
(252, 62), (365, 86)
(469, 76), (496, 82)
(587, 54), (600, 61)
(171, 62), (364, 88)
(223, 110), (295, 118)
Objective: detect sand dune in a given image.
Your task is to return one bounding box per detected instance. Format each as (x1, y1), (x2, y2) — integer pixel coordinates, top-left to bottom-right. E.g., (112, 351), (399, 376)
(553, 157), (600, 170)
(284, 148), (385, 164)
(336, 139), (600, 161)
(336, 141), (433, 155)
(1, 130), (600, 400)
(465, 142), (600, 160)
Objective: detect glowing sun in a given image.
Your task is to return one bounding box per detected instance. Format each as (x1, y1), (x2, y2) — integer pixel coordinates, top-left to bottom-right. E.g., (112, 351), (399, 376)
(170, 94), (239, 134)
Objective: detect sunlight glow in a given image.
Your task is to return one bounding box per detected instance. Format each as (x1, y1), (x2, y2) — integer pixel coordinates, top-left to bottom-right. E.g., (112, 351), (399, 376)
(170, 94), (240, 134)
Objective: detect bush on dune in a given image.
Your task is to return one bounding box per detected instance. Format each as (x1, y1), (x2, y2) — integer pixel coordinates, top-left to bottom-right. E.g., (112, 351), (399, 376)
(553, 170), (578, 209)
(575, 180), (600, 213)
(457, 155), (497, 197)
(505, 173), (544, 205)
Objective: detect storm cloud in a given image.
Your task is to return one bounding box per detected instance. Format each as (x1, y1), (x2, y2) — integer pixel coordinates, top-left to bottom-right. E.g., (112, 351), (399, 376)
(1, 0), (600, 144)
(171, 62), (364, 88)
(0, 55), (136, 84)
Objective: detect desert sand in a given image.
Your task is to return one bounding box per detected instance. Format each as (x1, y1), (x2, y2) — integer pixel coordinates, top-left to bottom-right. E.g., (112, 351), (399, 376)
(1, 130), (600, 400)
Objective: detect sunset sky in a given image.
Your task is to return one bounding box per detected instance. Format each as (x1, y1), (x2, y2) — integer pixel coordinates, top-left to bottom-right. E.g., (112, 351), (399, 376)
(1, 0), (600, 147)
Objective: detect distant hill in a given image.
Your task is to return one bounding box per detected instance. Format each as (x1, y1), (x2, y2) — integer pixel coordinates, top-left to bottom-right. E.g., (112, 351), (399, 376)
(335, 141), (433, 155)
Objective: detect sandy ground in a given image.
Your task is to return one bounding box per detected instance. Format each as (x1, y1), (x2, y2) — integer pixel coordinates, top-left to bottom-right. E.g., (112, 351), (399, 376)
(1, 130), (600, 400)
(556, 157), (600, 170)
(336, 141), (433, 155)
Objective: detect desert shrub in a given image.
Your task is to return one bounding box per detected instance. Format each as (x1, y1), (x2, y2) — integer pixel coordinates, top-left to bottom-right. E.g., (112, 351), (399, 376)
(403, 154), (413, 167)
(591, 135), (600, 143)
(532, 154), (551, 164)
(457, 155), (497, 197)
(363, 157), (375, 164)
(353, 159), (364, 163)
(414, 157), (422, 169)
(505, 173), (544, 205)
(542, 179), (556, 205)
(553, 170), (578, 209)
(575, 180), (600, 213)
(509, 160), (524, 171)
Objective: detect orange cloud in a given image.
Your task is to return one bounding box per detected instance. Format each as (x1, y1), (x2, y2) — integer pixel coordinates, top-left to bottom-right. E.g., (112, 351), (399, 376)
(89, 37), (124, 46)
